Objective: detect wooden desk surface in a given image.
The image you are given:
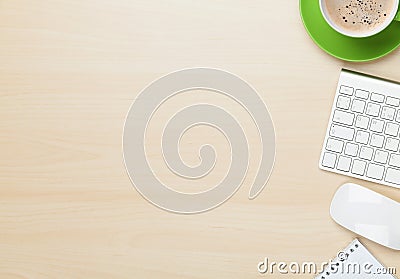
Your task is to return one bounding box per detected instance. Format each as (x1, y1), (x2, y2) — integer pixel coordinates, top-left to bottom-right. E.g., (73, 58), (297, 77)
(1, 1), (399, 278)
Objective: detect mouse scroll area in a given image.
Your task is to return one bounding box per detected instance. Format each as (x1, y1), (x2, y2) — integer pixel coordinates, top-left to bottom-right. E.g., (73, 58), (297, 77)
(330, 183), (400, 250)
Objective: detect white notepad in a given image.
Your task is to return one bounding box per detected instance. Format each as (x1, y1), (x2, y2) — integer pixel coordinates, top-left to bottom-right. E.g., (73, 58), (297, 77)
(315, 239), (396, 279)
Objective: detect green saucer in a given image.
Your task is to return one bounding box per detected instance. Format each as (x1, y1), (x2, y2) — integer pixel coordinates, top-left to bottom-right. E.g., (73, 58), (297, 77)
(300, 0), (400, 62)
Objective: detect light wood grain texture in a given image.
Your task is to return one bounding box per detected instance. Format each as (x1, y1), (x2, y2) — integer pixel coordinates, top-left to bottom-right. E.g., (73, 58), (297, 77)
(0, 0), (399, 278)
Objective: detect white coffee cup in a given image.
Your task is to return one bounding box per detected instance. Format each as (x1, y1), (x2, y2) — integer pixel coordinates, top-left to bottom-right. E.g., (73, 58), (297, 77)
(320, 0), (400, 38)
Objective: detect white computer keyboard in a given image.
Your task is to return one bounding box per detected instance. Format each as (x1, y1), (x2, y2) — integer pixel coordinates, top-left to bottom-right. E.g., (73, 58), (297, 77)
(320, 69), (400, 189)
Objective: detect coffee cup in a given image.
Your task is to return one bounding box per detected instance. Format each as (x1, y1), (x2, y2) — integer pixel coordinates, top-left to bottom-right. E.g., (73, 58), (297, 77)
(320, 0), (400, 38)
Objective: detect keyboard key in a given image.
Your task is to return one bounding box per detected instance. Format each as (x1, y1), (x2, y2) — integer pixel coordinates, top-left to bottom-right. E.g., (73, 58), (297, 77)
(355, 89), (369, 99)
(384, 122), (399, 137)
(370, 119), (384, 133)
(355, 89), (369, 100)
(386, 96), (400, 107)
(381, 106), (395, 120)
(396, 110), (400, 123)
(370, 93), (384, 103)
(336, 96), (351, 110)
(333, 110), (354, 125)
(389, 154), (400, 167)
(351, 99), (366, 113)
(352, 160), (366, 175)
(344, 143), (359, 157)
(355, 115), (369, 129)
(337, 156), (351, 172)
(355, 130), (369, 145)
(340, 85), (354, 96)
(359, 146), (373, 161)
(326, 138), (344, 153)
(330, 124), (355, 141)
(366, 163), (384, 180)
(322, 152), (336, 168)
(389, 154), (400, 168)
(366, 102), (381, 117)
(370, 134), (384, 148)
(385, 137), (399, 152)
(385, 168), (400, 185)
(374, 150), (388, 164)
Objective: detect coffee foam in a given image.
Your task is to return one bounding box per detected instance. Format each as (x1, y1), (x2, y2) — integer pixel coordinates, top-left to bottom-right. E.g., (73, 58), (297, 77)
(324, 0), (395, 33)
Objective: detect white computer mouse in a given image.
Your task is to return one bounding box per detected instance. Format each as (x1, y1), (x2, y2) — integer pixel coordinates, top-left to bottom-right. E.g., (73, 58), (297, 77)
(330, 183), (400, 250)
